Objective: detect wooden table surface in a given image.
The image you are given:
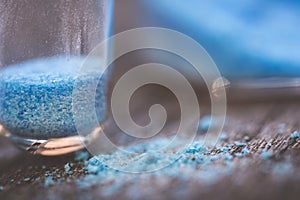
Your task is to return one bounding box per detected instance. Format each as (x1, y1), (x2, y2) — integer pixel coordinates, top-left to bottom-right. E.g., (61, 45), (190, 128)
(0, 98), (299, 200)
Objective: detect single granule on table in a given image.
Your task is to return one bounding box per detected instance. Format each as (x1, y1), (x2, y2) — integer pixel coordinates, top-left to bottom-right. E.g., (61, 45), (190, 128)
(219, 132), (228, 141)
(241, 147), (250, 155)
(23, 177), (31, 182)
(243, 135), (251, 142)
(64, 163), (73, 175)
(234, 152), (244, 157)
(290, 131), (300, 138)
(44, 176), (55, 187)
(234, 141), (247, 147)
(216, 146), (230, 152)
(75, 150), (90, 162)
(198, 115), (211, 131)
(0, 56), (107, 139)
(260, 150), (273, 160)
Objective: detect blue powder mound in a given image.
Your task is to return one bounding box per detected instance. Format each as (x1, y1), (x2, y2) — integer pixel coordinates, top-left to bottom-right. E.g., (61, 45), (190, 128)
(38, 138), (299, 199)
(74, 139), (238, 190)
(0, 56), (107, 139)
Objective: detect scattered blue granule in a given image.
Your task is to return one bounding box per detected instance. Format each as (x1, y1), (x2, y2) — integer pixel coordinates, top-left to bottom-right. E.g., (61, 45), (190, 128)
(64, 163), (73, 175)
(260, 150), (272, 160)
(44, 176), (55, 187)
(35, 177), (41, 181)
(216, 146), (230, 152)
(23, 177), (31, 182)
(290, 131), (300, 139)
(234, 148), (250, 157)
(43, 138), (297, 198)
(234, 153), (243, 158)
(241, 148), (250, 155)
(0, 185), (4, 191)
(234, 141), (247, 147)
(219, 133), (228, 141)
(243, 135), (250, 142)
(75, 150), (90, 162)
(210, 154), (222, 161)
(185, 144), (207, 154)
(223, 153), (234, 161)
(198, 115), (212, 131)
(0, 56), (107, 139)
(85, 157), (106, 174)
(81, 139), (231, 179)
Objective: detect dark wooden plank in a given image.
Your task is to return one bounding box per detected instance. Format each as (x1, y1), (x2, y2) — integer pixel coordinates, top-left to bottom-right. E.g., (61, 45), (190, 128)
(0, 101), (299, 200)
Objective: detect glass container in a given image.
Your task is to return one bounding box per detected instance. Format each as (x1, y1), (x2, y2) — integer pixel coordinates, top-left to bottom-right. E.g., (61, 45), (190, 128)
(0, 0), (114, 155)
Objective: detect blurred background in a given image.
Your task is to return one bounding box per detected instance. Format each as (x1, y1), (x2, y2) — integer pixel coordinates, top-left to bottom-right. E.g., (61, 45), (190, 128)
(111, 0), (300, 102)
(1, 0), (300, 100)
(115, 0), (300, 79)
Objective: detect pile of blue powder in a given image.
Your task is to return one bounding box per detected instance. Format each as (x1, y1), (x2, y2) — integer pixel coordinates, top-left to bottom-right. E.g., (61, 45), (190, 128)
(2, 127), (299, 199)
(37, 131), (299, 199)
(0, 56), (107, 139)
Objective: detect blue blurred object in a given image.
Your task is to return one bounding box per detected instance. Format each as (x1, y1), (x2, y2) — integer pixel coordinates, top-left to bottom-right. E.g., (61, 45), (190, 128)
(143, 0), (300, 79)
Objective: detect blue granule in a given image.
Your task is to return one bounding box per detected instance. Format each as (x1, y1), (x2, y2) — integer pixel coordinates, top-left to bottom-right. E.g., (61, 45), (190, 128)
(234, 141), (247, 147)
(85, 157), (106, 174)
(234, 153), (243, 158)
(216, 146), (230, 152)
(0, 56), (106, 139)
(241, 148), (250, 155)
(0, 185), (4, 191)
(219, 132), (228, 141)
(223, 153), (234, 161)
(243, 135), (250, 142)
(290, 131), (300, 139)
(75, 150), (90, 162)
(44, 176), (55, 187)
(267, 143), (272, 147)
(64, 163), (73, 175)
(198, 115), (212, 131)
(23, 177), (31, 182)
(260, 150), (273, 160)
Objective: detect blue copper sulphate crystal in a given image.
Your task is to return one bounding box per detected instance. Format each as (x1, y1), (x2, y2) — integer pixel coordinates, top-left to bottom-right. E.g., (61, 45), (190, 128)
(0, 56), (106, 139)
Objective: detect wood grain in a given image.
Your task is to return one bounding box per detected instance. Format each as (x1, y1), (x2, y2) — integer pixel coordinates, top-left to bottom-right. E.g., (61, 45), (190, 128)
(0, 100), (299, 200)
